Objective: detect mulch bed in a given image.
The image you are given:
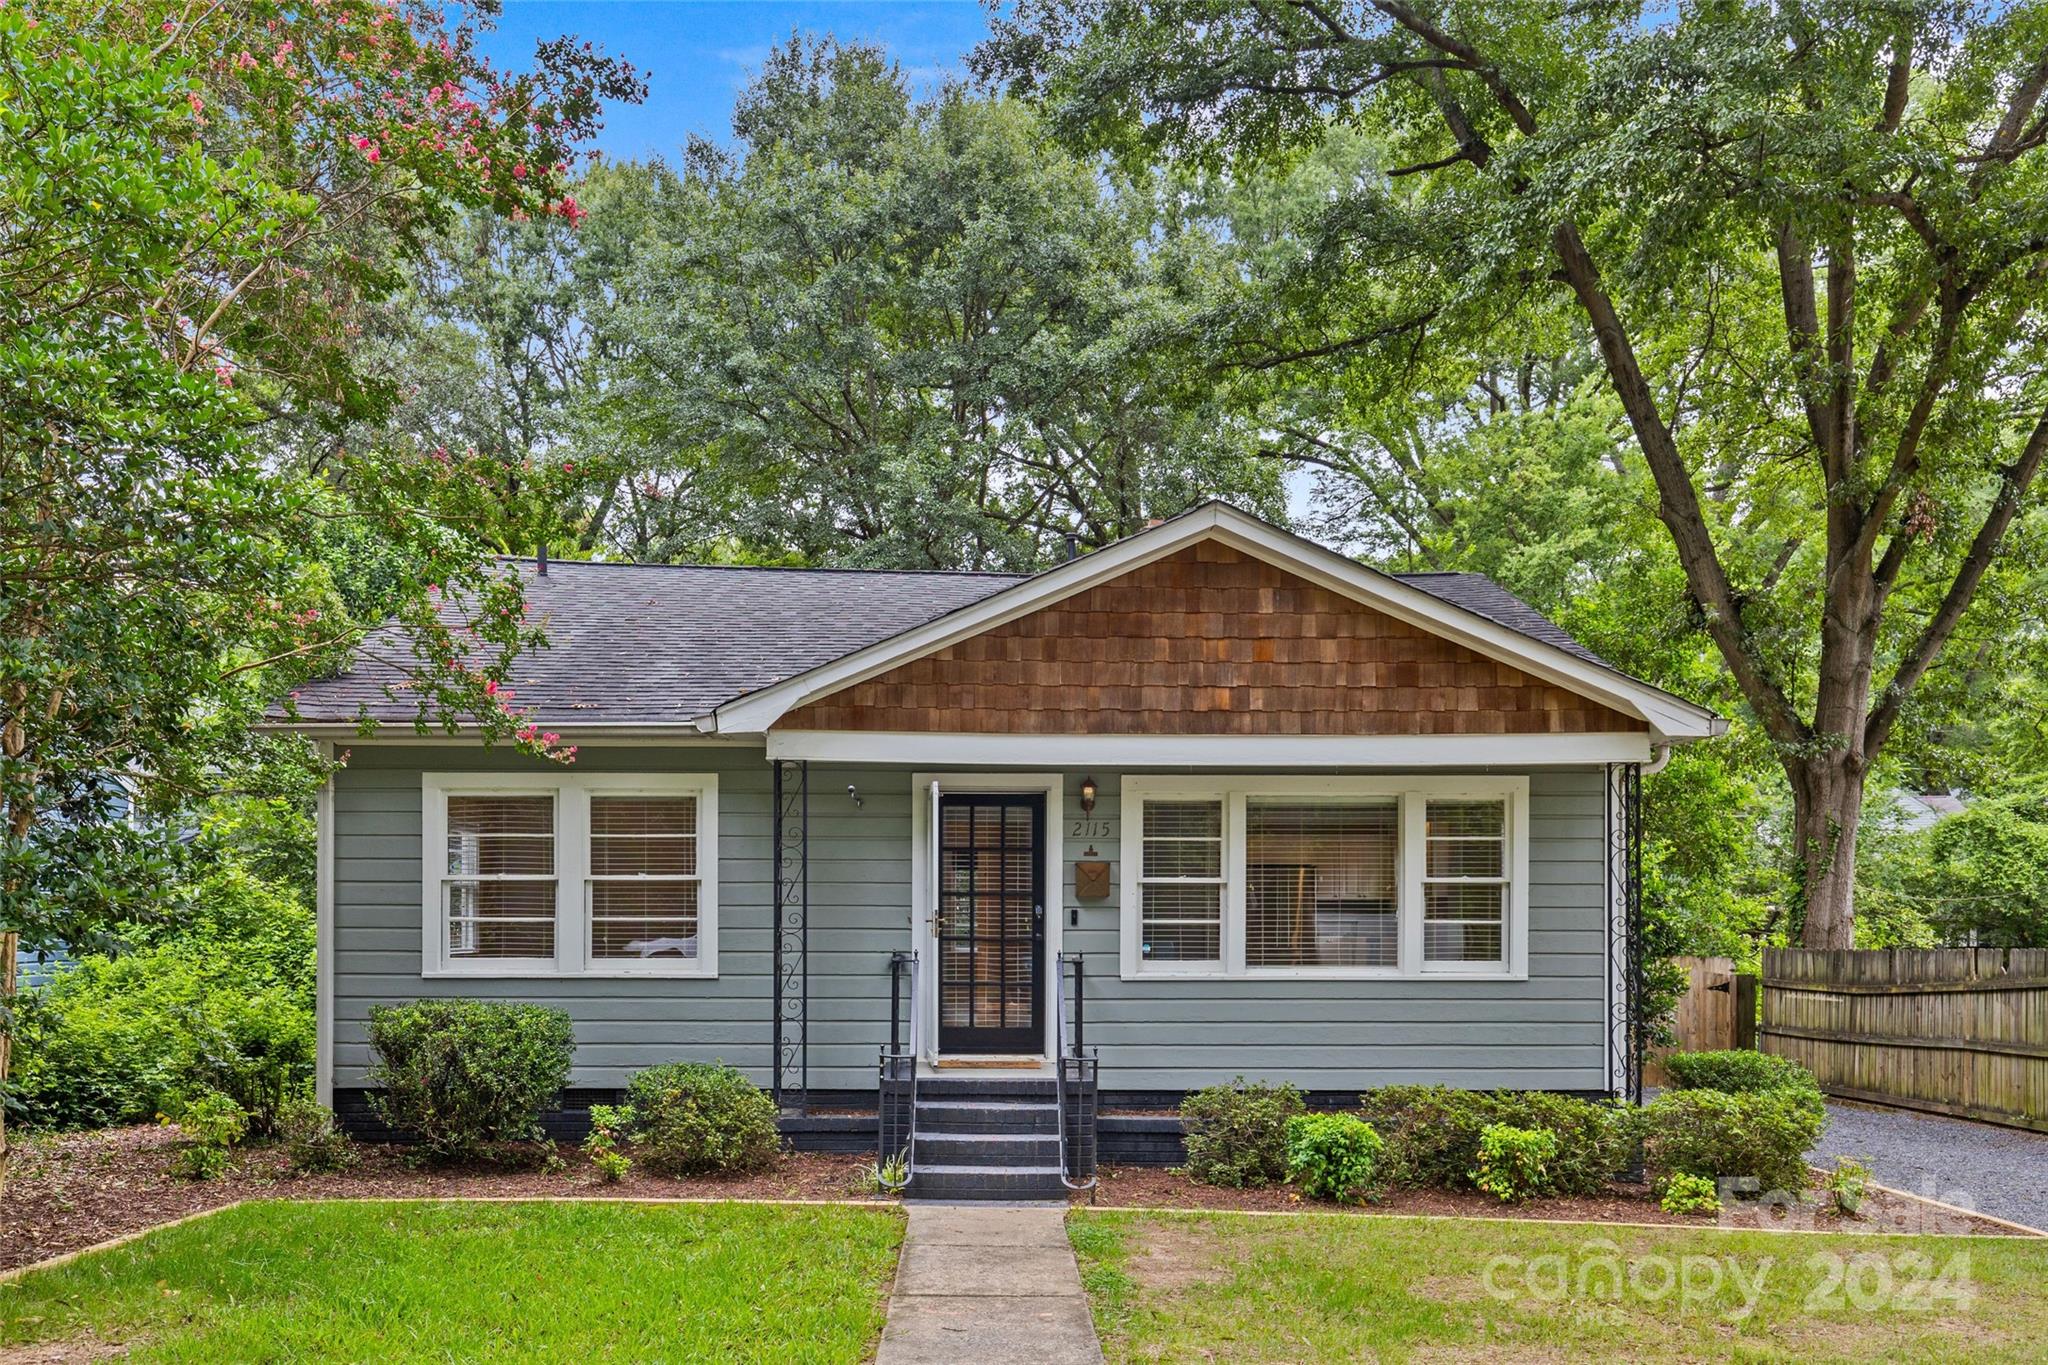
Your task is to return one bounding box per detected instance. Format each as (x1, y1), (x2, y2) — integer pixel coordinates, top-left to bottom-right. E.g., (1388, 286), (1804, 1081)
(1073, 1163), (2028, 1238)
(8, 1124), (2028, 1278)
(2, 1126), (884, 1275)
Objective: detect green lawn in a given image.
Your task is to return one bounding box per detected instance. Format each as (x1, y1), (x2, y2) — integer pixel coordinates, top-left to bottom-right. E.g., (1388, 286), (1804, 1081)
(1070, 1208), (2048, 1363)
(1, 1199), (903, 1363)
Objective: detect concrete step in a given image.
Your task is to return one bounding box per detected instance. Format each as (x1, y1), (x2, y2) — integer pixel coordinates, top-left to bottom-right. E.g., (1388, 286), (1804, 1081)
(916, 1131), (1060, 1166)
(915, 1099), (1060, 1135)
(908, 1162), (1068, 1201)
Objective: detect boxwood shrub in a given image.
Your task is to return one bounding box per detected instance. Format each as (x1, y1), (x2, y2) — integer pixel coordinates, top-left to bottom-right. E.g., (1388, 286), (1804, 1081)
(623, 1062), (780, 1175)
(367, 999), (574, 1159)
(1663, 1050), (1825, 1117)
(1641, 1088), (1825, 1196)
(1179, 1078), (1305, 1188)
(1356, 1085), (1636, 1195)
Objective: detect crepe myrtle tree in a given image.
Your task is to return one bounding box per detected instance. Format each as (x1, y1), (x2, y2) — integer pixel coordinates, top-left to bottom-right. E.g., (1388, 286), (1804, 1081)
(0, 7), (620, 1152)
(980, 0), (2048, 945)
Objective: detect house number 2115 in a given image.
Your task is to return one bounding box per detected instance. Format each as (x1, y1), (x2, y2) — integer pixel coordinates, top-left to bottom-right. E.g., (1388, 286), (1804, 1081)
(1069, 819), (1112, 839)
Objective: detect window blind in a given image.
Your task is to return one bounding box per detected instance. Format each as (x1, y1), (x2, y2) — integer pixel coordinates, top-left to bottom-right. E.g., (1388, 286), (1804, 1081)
(444, 795), (556, 958)
(589, 795), (700, 960)
(1246, 799), (1398, 967)
(1423, 798), (1507, 963)
(1138, 799), (1223, 964)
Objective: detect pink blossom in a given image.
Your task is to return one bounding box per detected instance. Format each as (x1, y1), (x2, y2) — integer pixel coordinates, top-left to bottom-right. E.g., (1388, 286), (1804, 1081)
(187, 92), (205, 116)
(512, 162), (527, 179)
(214, 363), (235, 387)
(235, 50), (258, 70)
(484, 680), (499, 697)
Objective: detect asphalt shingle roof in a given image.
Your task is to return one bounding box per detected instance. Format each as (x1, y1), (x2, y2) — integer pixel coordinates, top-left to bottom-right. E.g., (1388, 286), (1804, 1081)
(287, 560), (1025, 725)
(283, 555), (1609, 728)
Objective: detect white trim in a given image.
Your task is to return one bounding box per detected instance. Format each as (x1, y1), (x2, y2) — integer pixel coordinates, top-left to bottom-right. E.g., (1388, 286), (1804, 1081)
(1118, 774), (1530, 982)
(771, 730), (1653, 767)
(315, 741), (335, 1108)
(908, 772), (1064, 1062)
(419, 771), (720, 979)
(719, 503), (1722, 740)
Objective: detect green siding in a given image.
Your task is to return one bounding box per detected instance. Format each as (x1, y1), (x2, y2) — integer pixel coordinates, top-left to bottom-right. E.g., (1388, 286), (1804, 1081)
(330, 747), (1612, 1092)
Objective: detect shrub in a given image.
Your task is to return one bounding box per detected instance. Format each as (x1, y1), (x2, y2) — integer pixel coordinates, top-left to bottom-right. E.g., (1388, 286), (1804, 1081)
(1659, 1172), (1722, 1215)
(583, 1102), (634, 1182)
(623, 1062), (779, 1175)
(1284, 1113), (1382, 1202)
(12, 949), (312, 1131)
(167, 1091), (248, 1181)
(1641, 1089), (1824, 1196)
(1357, 1086), (1636, 1195)
(1828, 1156), (1871, 1215)
(1179, 1078), (1305, 1189)
(367, 1000), (575, 1160)
(1471, 1124), (1559, 1202)
(277, 1096), (357, 1175)
(1663, 1050), (1825, 1117)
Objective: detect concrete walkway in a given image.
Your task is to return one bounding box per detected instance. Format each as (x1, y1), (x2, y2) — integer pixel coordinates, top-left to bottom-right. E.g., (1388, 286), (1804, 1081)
(875, 1203), (1104, 1364)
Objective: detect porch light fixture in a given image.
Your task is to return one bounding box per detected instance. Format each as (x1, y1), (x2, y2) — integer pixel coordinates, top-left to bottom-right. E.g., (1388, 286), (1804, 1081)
(1079, 775), (1098, 814)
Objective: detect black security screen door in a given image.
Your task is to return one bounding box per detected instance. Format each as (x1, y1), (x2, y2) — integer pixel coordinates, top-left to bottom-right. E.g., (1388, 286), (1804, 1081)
(936, 793), (1045, 1054)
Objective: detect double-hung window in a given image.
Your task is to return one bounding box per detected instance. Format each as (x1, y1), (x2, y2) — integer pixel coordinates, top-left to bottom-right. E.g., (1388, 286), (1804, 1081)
(423, 772), (718, 977)
(1120, 776), (1526, 979)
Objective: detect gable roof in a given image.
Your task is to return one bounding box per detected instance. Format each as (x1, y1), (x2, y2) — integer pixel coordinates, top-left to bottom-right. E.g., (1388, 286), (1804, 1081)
(711, 503), (1722, 741)
(280, 502), (1720, 741)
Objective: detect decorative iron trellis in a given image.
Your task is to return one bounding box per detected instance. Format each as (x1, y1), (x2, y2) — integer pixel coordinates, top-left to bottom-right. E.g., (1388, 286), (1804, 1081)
(772, 758), (808, 1111)
(1606, 762), (1645, 1105)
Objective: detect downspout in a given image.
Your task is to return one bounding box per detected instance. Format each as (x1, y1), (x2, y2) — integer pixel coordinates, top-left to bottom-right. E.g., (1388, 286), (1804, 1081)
(1642, 742), (1675, 776)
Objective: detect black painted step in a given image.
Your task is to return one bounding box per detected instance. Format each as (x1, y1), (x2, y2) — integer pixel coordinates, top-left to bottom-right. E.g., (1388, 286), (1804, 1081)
(915, 1131), (1061, 1165)
(915, 1075), (1058, 1102)
(908, 1163), (1067, 1201)
(914, 1099), (1060, 1135)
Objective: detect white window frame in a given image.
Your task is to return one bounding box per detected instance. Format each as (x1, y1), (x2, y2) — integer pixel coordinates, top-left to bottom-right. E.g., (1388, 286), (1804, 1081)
(421, 771), (719, 978)
(1118, 774), (1529, 982)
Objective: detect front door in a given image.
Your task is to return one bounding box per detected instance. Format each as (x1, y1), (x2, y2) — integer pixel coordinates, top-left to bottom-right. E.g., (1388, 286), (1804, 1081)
(935, 792), (1045, 1054)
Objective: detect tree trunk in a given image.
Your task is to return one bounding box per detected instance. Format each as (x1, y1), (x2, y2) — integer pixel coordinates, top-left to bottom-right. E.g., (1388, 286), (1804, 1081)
(1787, 756), (1866, 949)
(1, 930), (15, 1180)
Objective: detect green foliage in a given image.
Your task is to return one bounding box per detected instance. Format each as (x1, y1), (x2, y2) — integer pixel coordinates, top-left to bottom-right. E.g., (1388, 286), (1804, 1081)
(1641, 1090), (1826, 1196)
(1356, 1086), (1635, 1195)
(366, 1000), (575, 1160)
(1828, 1156), (1872, 1215)
(582, 1103), (634, 1182)
(591, 35), (1283, 570)
(13, 947), (311, 1132)
(1283, 1113), (1382, 1203)
(1178, 1078), (1305, 1189)
(1658, 1172), (1723, 1216)
(1470, 1124), (1559, 1203)
(621, 1063), (780, 1176)
(1859, 784), (2048, 948)
(1663, 1051), (1826, 1120)
(167, 1090), (248, 1181)
(277, 1097), (357, 1176)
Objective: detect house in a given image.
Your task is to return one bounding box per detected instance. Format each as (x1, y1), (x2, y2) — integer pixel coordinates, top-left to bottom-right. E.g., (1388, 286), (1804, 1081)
(277, 503), (1722, 1197)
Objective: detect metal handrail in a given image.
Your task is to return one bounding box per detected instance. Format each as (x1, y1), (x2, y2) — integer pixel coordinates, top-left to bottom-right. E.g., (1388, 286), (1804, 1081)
(877, 951), (918, 1192)
(1054, 952), (1097, 1193)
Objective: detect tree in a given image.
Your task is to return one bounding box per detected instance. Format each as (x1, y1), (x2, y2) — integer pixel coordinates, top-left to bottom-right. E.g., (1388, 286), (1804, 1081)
(1862, 783), (2048, 947)
(0, 3), (633, 1156)
(980, 0), (2048, 944)
(593, 36), (1283, 570)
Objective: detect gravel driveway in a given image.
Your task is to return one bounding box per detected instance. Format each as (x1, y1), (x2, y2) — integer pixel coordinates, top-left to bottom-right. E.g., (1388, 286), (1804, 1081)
(1809, 1100), (2048, 1233)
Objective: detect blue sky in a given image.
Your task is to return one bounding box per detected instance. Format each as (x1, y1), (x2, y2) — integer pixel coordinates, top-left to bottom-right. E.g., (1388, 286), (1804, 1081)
(477, 1), (995, 162)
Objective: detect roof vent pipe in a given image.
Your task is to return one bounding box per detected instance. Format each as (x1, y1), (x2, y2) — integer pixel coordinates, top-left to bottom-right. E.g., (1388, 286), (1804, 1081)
(536, 543), (548, 577)
(1063, 533), (1079, 562)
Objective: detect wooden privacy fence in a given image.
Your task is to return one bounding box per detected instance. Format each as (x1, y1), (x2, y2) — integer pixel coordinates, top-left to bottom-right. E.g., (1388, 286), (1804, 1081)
(1645, 956), (1757, 1087)
(1761, 948), (2048, 1132)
